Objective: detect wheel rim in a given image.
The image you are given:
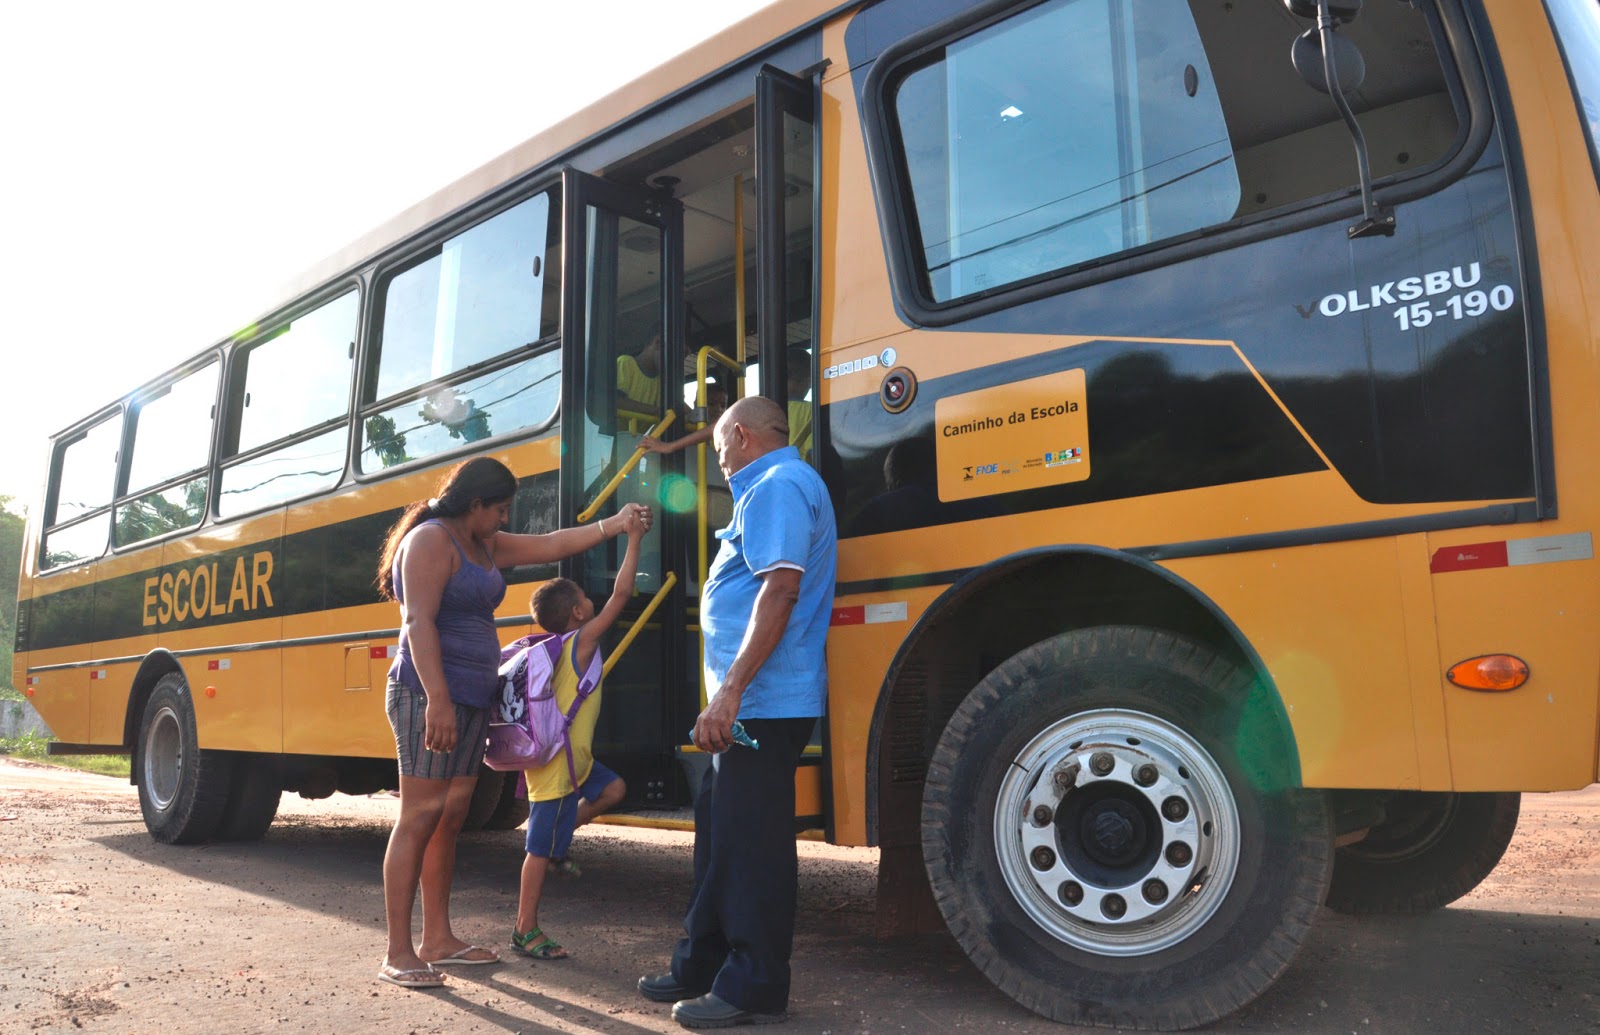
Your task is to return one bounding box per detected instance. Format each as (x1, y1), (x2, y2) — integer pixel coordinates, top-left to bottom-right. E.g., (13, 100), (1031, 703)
(994, 708), (1240, 957)
(142, 704), (184, 812)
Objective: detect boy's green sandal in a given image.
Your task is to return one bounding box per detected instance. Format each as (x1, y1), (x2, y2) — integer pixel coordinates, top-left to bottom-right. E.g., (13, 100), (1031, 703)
(550, 856), (582, 878)
(511, 927), (568, 960)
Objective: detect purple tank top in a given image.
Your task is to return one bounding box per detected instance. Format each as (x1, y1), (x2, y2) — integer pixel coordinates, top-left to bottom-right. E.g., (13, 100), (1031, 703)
(389, 519), (508, 710)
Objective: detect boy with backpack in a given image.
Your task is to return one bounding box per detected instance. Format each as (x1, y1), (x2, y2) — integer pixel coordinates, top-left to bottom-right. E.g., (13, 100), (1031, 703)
(505, 507), (643, 961)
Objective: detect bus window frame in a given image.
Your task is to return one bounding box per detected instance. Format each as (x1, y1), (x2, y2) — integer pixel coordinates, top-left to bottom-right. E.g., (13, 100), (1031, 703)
(111, 352), (225, 552)
(211, 279), (364, 525)
(354, 178), (566, 483)
(38, 404), (124, 574)
(859, 0), (1491, 327)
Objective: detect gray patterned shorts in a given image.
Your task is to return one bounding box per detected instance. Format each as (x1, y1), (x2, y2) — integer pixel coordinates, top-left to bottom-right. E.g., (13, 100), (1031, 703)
(386, 678), (489, 780)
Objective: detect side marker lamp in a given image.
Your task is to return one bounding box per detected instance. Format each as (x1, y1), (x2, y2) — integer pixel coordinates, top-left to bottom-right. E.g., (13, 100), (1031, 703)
(1446, 654), (1529, 692)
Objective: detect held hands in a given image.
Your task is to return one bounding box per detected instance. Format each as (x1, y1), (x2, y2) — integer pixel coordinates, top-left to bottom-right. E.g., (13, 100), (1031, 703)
(423, 696), (458, 754)
(616, 502), (653, 537)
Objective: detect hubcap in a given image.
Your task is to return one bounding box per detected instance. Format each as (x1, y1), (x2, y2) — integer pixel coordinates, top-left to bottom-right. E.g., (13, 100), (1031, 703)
(994, 709), (1240, 956)
(142, 705), (184, 812)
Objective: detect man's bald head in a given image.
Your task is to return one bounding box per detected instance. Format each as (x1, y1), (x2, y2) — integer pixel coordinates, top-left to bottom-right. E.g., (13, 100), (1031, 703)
(713, 396), (791, 476)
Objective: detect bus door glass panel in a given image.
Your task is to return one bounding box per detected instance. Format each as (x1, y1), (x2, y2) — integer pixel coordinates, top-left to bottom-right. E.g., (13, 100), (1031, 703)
(563, 169), (684, 783)
(757, 65), (818, 463)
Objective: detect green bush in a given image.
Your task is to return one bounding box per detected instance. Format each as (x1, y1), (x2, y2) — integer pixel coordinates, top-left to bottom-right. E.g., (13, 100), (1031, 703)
(0, 732), (130, 779)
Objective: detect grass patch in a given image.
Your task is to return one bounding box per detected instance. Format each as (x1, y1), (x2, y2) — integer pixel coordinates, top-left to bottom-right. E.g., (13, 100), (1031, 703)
(1, 732), (130, 779)
(0, 685), (24, 704)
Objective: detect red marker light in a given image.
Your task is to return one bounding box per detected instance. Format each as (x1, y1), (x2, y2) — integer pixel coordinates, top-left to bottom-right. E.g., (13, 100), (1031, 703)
(205, 686), (218, 698)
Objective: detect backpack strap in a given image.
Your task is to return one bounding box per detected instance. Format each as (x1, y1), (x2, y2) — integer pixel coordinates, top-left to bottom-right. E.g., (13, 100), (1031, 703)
(554, 632), (601, 793)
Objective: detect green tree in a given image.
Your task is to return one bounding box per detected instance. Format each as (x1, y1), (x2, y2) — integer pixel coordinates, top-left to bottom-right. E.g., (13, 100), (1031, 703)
(0, 496), (25, 690)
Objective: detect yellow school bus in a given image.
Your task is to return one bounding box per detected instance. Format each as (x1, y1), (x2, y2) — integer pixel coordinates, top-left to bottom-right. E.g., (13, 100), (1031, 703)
(16, 0), (1600, 1027)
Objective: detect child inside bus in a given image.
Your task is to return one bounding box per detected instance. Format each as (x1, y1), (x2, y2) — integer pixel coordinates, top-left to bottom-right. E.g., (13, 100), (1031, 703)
(642, 347), (813, 460)
(508, 507), (644, 960)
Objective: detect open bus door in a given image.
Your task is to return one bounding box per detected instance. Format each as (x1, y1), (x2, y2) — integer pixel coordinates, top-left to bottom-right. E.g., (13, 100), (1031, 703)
(559, 168), (694, 810)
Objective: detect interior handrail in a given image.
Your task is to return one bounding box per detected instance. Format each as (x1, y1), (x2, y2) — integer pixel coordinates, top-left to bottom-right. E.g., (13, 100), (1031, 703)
(576, 410), (677, 523)
(602, 571), (678, 679)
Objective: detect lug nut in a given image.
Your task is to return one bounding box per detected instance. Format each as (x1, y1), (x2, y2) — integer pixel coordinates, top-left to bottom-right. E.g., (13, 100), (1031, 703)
(1090, 752), (1115, 776)
(1134, 763), (1158, 787)
(1059, 881), (1084, 906)
(1166, 841), (1193, 867)
(1162, 796), (1189, 821)
(1031, 846), (1057, 870)
(1032, 804), (1054, 826)
(1053, 762), (1081, 792)
(1101, 894), (1127, 919)
(1143, 879), (1169, 904)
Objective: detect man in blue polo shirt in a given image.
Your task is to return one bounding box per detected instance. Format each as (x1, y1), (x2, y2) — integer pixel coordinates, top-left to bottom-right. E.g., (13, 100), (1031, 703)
(638, 396), (836, 1029)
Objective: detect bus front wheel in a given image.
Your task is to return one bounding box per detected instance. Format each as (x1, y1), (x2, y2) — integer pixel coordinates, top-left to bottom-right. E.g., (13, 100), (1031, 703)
(137, 673), (234, 844)
(922, 626), (1333, 1030)
(1325, 791), (1519, 914)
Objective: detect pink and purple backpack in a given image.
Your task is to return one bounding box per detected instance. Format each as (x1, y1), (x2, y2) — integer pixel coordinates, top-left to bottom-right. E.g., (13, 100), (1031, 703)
(485, 631), (601, 790)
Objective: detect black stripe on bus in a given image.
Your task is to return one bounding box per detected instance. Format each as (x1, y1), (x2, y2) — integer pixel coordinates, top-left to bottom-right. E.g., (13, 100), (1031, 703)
(25, 470), (560, 654)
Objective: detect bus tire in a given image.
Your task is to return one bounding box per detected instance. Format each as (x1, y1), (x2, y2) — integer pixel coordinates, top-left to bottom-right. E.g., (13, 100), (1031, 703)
(462, 767), (508, 831)
(1325, 791), (1519, 914)
(216, 754), (283, 842)
(137, 673), (235, 845)
(484, 773), (527, 830)
(922, 626), (1332, 1030)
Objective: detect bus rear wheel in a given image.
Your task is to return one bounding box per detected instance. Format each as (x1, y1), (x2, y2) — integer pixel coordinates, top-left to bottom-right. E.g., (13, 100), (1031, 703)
(217, 754), (283, 842)
(1325, 791), (1519, 914)
(922, 626), (1333, 1030)
(137, 673), (234, 844)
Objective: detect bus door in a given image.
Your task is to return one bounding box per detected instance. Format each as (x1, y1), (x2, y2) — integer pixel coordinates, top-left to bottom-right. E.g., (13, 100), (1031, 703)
(559, 168), (694, 809)
(755, 64), (827, 830)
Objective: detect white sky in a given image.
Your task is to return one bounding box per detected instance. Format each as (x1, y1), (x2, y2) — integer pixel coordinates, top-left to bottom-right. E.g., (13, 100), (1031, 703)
(0, 0), (765, 513)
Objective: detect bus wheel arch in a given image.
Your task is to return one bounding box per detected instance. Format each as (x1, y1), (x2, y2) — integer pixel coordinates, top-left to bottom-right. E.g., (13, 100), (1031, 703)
(867, 547), (1303, 859)
(123, 651), (185, 783)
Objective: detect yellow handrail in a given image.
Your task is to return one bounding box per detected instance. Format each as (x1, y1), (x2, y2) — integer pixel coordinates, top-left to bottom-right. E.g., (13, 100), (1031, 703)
(575, 410), (677, 523)
(602, 571), (677, 679)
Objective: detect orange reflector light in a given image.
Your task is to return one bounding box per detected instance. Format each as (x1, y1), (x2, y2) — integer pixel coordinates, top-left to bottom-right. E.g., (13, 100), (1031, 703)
(205, 686), (217, 698)
(24, 687), (34, 698)
(1446, 654), (1529, 692)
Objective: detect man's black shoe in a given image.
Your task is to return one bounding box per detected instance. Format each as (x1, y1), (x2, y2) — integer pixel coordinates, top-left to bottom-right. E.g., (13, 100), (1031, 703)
(670, 992), (786, 1029)
(638, 973), (707, 1004)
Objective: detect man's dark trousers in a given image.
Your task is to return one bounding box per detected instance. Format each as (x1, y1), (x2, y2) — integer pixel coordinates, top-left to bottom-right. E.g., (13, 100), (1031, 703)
(671, 717), (816, 1014)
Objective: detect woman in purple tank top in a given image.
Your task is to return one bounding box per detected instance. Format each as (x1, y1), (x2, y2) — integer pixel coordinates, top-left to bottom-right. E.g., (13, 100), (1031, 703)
(372, 456), (651, 989)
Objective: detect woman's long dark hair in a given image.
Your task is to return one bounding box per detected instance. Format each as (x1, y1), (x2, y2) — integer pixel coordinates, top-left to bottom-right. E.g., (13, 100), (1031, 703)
(375, 457), (518, 600)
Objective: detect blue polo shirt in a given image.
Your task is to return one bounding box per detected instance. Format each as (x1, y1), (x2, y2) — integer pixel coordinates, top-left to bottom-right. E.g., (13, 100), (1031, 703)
(701, 445), (837, 719)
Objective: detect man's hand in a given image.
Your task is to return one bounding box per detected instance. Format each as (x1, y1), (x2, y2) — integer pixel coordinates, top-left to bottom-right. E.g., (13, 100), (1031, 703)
(692, 691), (741, 753)
(423, 697), (458, 754)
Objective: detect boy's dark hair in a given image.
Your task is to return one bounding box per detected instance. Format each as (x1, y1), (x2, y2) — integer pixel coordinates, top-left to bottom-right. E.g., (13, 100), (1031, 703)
(530, 578), (585, 633)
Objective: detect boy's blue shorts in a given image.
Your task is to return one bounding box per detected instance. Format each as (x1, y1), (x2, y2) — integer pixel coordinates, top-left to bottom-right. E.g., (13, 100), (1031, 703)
(525, 761), (621, 858)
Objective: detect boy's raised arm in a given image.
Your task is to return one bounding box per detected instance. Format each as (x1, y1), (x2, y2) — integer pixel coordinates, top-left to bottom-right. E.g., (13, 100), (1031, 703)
(573, 512), (645, 670)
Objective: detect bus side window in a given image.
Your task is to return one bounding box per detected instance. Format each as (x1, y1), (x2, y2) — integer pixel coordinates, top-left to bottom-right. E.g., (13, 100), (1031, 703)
(217, 290), (358, 518)
(881, 0), (1460, 306)
(41, 412), (122, 569)
(116, 361), (218, 546)
(361, 187), (562, 472)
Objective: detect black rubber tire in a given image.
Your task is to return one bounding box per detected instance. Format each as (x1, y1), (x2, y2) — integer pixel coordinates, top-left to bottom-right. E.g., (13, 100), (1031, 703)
(216, 754), (283, 842)
(1325, 791), (1520, 914)
(461, 766), (506, 831)
(922, 626), (1333, 1031)
(136, 673), (235, 845)
(484, 772), (527, 831)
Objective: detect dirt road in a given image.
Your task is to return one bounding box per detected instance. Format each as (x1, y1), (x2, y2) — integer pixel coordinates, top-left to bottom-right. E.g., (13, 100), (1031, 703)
(2, 757), (1597, 1034)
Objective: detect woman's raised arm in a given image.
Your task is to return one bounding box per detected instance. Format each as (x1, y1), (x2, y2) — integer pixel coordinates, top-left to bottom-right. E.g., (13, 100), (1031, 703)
(491, 501), (654, 568)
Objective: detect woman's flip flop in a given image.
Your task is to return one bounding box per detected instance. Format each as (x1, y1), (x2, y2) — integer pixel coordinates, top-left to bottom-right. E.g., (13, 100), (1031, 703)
(424, 945), (501, 966)
(377, 963), (446, 988)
